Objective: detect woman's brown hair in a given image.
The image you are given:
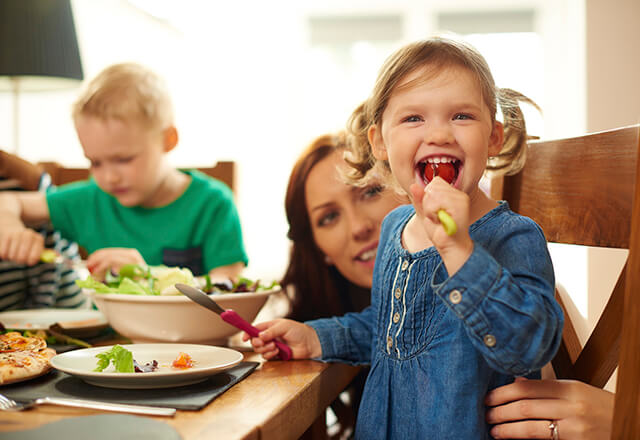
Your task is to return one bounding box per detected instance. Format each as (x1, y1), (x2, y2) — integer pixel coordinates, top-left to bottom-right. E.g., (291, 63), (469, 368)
(282, 133), (369, 321)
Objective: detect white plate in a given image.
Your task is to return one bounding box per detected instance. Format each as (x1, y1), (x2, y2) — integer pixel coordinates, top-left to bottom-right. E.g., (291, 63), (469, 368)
(50, 343), (243, 389)
(0, 309), (107, 331)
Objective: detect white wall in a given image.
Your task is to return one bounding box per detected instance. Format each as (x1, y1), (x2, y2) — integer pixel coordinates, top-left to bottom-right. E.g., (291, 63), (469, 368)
(557, 0), (640, 391)
(0, 0), (588, 281)
(586, 0), (640, 132)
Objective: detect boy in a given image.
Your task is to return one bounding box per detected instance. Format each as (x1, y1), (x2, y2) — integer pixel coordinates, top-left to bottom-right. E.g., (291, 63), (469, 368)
(0, 63), (247, 281)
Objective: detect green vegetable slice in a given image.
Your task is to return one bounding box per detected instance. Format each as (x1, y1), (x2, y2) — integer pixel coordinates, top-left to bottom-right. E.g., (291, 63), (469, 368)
(40, 250), (58, 263)
(437, 209), (457, 236)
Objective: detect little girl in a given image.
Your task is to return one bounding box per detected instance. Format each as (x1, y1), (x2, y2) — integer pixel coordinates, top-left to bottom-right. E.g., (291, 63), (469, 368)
(246, 37), (563, 439)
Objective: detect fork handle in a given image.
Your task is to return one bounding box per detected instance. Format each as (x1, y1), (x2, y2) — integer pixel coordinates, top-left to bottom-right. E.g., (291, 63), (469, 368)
(221, 309), (293, 361)
(36, 397), (176, 416)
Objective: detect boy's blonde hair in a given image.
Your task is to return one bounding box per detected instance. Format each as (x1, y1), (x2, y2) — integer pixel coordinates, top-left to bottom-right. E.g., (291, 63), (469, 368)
(345, 37), (539, 187)
(72, 62), (174, 132)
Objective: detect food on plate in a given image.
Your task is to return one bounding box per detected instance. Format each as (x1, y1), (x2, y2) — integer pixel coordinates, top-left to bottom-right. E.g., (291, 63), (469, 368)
(134, 359), (159, 373)
(0, 331), (56, 385)
(0, 326), (91, 349)
(172, 352), (193, 369)
(94, 345), (194, 373)
(94, 344), (135, 373)
(77, 264), (280, 296)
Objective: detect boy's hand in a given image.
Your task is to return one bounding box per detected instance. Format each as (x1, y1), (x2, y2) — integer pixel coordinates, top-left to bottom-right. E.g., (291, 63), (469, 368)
(0, 223), (45, 266)
(410, 178), (473, 275)
(86, 247), (146, 280)
(242, 319), (322, 360)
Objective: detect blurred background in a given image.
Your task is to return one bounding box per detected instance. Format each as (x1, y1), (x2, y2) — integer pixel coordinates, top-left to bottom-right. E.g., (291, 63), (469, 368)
(0, 0), (638, 384)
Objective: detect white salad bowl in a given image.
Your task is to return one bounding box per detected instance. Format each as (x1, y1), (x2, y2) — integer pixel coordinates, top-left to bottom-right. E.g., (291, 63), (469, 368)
(85, 288), (280, 345)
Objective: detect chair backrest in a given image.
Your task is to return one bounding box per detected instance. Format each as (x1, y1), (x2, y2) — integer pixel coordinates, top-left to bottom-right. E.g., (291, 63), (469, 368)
(493, 125), (640, 438)
(39, 161), (236, 192)
(493, 124), (639, 386)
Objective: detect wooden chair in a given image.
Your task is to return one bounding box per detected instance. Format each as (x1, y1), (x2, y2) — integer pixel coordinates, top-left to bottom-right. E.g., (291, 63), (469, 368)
(39, 160), (236, 192)
(492, 124), (640, 438)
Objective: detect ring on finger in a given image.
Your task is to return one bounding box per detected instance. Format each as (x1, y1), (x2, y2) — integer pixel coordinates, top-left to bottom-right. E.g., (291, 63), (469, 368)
(548, 420), (559, 440)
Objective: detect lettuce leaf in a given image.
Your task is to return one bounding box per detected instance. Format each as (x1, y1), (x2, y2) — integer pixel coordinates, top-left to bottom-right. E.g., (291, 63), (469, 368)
(94, 345), (134, 373)
(76, 274), (155, 295)
(76, 276), (120, 293)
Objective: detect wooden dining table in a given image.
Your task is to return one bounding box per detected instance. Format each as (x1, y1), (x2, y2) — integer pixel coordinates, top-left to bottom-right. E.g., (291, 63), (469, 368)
(0, 350), (361, 440)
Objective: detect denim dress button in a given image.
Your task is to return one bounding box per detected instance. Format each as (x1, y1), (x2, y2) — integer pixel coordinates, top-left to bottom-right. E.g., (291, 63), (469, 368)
(483, 334), (497, 347)
(386, 336), (393, 349)
(401, 260), (409, 270)
(449, 289), (462, 304)
(393, 312), (400, 323)
(394, 288), (401, 299)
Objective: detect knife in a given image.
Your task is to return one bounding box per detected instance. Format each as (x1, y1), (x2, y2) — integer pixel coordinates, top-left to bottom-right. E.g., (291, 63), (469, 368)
(175, 283), (292, 361)
(20, 396), (176, 416)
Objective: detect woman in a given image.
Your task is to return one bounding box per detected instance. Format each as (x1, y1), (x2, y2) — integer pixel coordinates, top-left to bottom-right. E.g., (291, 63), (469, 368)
(282, 132), (405, 322)
(281, 132), (405, 438)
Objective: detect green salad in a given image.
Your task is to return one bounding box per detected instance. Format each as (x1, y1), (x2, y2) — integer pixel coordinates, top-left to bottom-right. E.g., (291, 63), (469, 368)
(94, 345), (134, 373)
(76, 264), (279, 296)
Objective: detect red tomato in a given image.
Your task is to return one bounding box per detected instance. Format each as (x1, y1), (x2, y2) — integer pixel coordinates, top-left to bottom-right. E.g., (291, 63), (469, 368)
(421, 162), (456, 184)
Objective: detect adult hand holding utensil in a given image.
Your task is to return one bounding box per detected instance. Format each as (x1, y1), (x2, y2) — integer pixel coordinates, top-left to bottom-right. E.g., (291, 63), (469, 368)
(175, 284), (292, 361)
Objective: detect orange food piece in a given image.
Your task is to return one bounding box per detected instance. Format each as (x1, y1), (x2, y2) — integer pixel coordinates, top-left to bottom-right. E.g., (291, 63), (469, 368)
(172, 352), (193, 369)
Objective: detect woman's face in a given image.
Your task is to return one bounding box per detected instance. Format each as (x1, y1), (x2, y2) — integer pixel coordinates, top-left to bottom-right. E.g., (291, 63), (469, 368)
(305, 151), (405, 288)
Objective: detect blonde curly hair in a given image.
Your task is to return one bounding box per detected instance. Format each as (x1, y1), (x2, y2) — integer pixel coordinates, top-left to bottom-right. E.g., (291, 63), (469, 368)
(344, 37), (539, 189)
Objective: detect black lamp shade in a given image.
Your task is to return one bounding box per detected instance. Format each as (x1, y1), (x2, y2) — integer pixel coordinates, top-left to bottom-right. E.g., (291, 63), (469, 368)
(0, 0), (83, 90)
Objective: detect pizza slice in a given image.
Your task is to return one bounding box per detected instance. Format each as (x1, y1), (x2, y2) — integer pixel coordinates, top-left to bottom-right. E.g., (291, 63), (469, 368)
(0, 331), (56, 385)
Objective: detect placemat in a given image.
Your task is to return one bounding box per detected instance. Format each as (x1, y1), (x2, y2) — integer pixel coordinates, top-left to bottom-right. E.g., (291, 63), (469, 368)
(0, 414), (182, 440)
(0, 361), (258, 410)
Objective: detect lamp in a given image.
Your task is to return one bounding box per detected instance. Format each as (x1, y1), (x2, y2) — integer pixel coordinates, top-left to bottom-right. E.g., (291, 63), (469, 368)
(0, 0), (84, 154)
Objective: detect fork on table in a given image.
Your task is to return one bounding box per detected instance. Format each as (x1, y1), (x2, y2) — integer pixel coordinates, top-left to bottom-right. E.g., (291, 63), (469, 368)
(0, 393), (175, 416)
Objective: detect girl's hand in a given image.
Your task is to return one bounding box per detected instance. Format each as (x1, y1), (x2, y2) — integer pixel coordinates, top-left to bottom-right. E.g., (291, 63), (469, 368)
(485, 377), (614, 439)
(409, 178), (473, 274)
(242, 318), (322, 361)
(86, 247), (146, 281)
(0, 223), (44, 266)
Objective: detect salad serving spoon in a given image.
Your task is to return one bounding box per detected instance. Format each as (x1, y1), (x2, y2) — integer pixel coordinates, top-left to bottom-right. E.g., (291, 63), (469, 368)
(175, 284), (292, 361)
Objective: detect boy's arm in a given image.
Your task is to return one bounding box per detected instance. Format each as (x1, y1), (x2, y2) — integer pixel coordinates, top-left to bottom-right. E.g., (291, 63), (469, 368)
(0, 191), (51, 264)
(208, 261), (245, 280)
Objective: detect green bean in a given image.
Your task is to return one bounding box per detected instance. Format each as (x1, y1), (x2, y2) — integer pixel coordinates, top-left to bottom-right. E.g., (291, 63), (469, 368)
(437, 209), (457, 236)
(40, 249), (58, 263)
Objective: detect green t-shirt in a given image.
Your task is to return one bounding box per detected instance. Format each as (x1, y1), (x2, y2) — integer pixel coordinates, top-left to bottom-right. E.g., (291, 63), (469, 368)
(46, 170), (248, 275)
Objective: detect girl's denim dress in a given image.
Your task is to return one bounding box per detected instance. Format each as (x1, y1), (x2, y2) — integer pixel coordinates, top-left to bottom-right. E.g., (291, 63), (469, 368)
(309, 202), (564, 439)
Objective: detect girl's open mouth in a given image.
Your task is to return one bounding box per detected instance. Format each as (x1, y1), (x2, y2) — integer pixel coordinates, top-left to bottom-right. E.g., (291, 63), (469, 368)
(416, 156), (460, 185)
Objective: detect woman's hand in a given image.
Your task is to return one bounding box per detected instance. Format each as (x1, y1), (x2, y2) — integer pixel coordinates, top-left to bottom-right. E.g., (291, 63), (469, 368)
(86, 247), (146, 280)
(242, 318), (322, 360)
(486, 377), (614, 439)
